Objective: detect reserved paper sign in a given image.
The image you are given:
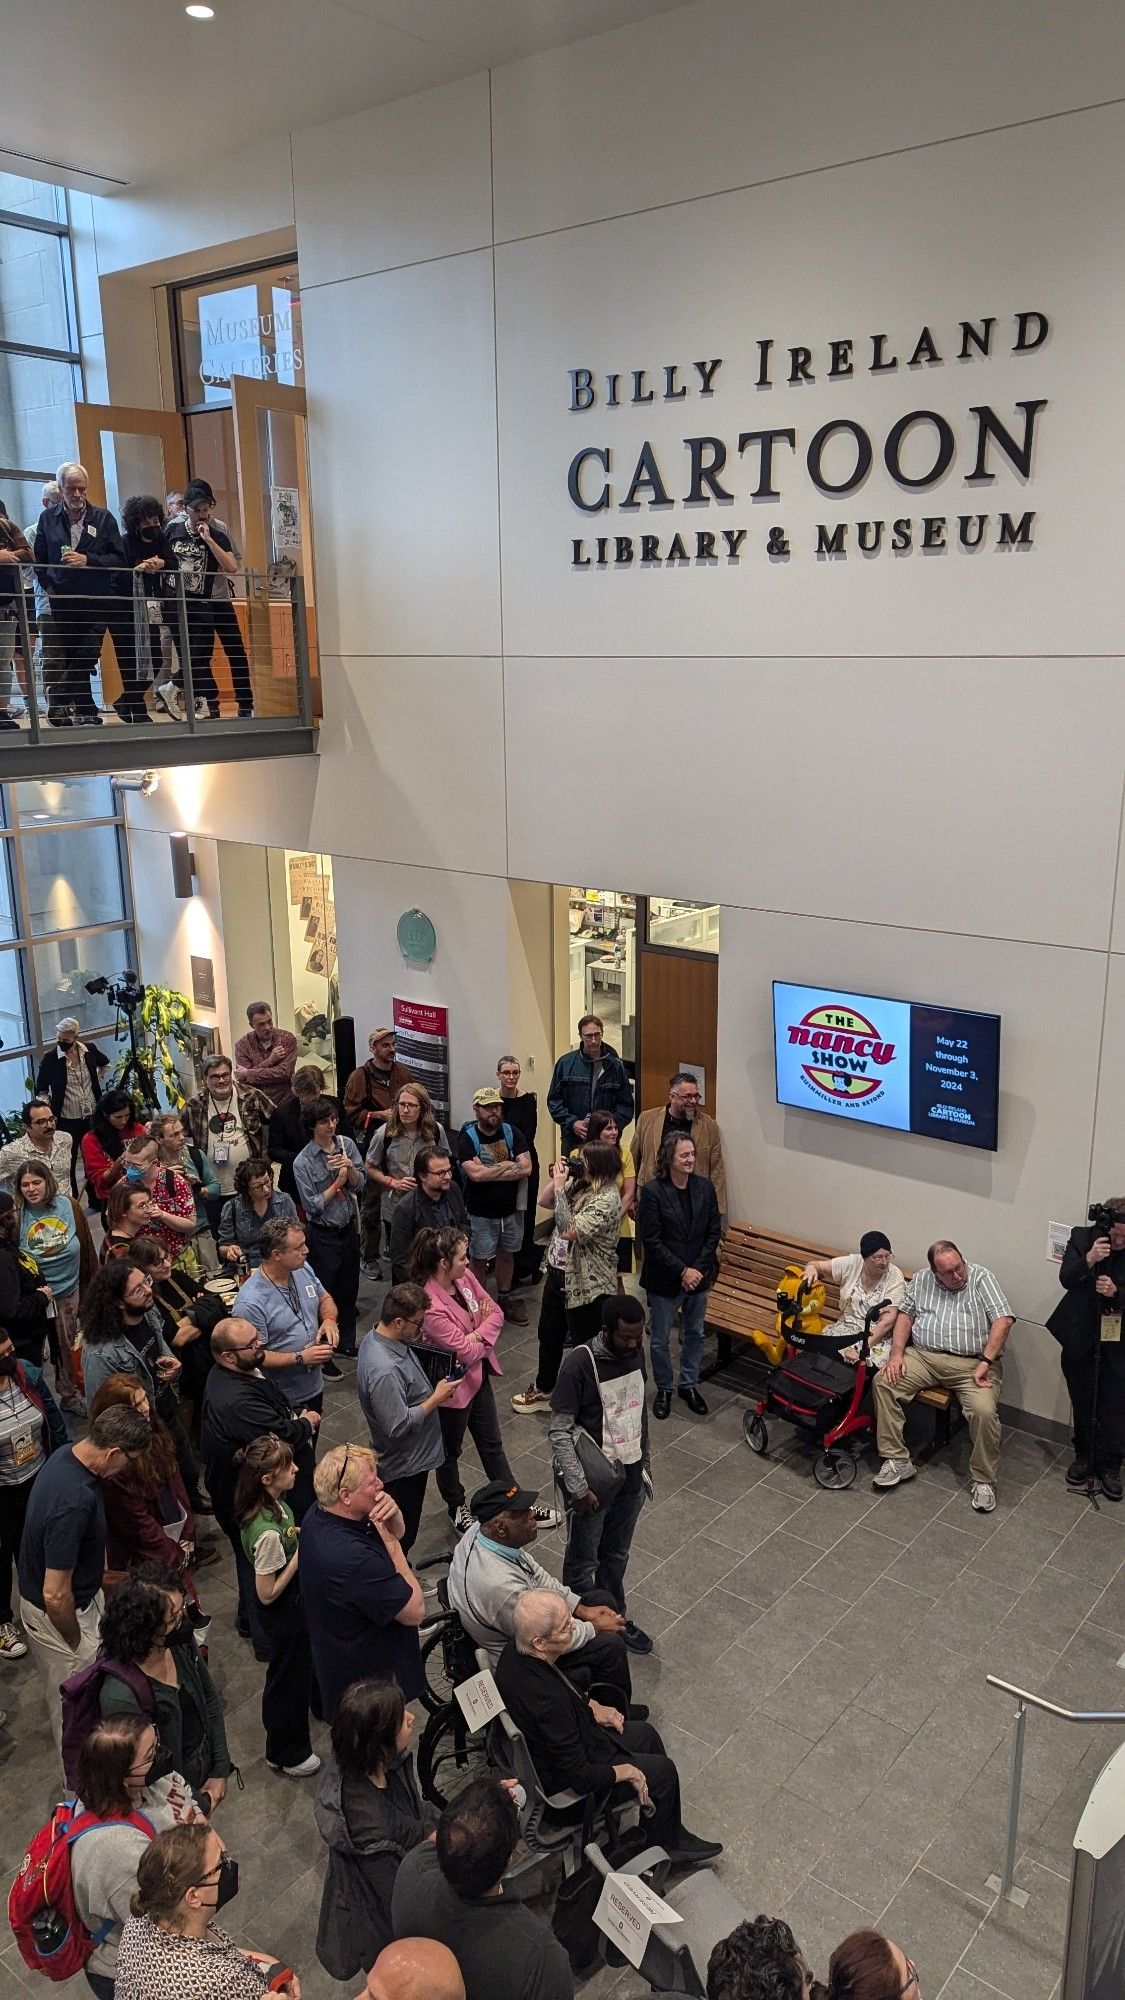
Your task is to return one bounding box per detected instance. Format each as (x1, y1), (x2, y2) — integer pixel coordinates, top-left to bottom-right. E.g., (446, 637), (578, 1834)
(454, 1669), (507, 1731)
(594, 1872), (682, 1969)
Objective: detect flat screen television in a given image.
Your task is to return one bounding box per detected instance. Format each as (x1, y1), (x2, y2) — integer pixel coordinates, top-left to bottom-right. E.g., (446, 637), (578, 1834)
(773, 981), (1001, 1151)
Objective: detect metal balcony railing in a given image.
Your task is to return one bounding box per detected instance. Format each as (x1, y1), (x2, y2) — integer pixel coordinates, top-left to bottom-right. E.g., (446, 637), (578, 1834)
(0, 567), (317, 774)
(986, 1674), (1125, 1903)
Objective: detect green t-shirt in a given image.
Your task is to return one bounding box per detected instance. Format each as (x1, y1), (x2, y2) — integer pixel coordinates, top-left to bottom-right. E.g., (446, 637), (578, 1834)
(240, 1498), (298, 1576)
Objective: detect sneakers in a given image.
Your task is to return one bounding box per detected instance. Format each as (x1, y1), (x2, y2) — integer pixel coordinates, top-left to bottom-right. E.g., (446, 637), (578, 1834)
(623, 1620), (654, 1655)
(322, 1359), (344, 1381)
(155, 683), (183, 720)
(267, 1751), (321, 1778)
(511, 1382), (550, 1414)
(971, 1482), (997, 1513)
(873, 1457), (916, 1489)
(0, 1622), (28, 1660)
(451, 1503), (472, 1534)
(533, 1503), (559, 1530)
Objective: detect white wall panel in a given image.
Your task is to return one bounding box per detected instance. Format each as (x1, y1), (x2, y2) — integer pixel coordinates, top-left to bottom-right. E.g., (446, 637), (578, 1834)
(301, 253), (501, 658)
(1088, 954), (1125, 1205)
(504, 654), (1122, 951)
(307, 656), (507, 875)
(94, 138), (296, 278)
(496, 105), (1125, 661)
(491, 0), (1125, 242)
(714, 906), (1104, 1356)
(294, 75), (492, 289)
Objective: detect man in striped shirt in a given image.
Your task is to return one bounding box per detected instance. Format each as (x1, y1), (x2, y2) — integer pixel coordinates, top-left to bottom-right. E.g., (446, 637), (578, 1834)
(872, 1240), (1014, 1513)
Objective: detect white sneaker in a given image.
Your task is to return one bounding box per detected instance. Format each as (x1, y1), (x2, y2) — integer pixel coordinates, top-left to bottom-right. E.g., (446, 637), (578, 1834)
(155, 683), (183, 721)
(268, 1751), (321, 1777)
(0, 1621), (28, 1659)
(971, 1482), (997, 1513)
(193, 696), (209, 719)
(873, 1457), (916, 1489)
(452, 1503), (472, 1534)
(511, 1382), (551, 1414)
(533, 1503), (560, 1530)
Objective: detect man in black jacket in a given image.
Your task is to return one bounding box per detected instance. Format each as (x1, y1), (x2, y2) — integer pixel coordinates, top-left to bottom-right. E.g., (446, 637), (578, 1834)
(1047, 1203), (1125, 1500)
(200, 1315), (321, 1651)
(637, 1133), (721, 1420)
(35, 1018), (110, 1194)
(388, 1147), (467, 1282)
(32, 462), (143, 726)
(495, 1590), (721, 1863)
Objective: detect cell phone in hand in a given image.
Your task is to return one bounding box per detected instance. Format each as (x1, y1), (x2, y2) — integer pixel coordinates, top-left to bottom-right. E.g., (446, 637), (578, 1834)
(447, 1360), (468, 1382)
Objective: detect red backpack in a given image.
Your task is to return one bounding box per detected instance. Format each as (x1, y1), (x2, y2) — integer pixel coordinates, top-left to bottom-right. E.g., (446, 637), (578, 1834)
(8, 1801), (154, 1980)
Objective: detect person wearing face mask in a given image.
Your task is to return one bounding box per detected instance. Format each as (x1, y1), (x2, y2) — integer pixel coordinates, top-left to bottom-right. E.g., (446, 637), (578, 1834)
(115, 1821), (299, 2000)
(94, 1567), (233, 1815)
(315, 1676), (430, 1978)
(68, 1716), (207, 2000)
(35, 1017), (111, 1193)
(81, 1090), (149, 1213)
(0, 1328), (66, 1663)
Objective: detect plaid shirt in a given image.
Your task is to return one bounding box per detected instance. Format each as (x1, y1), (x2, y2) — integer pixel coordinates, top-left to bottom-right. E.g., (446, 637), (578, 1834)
(181, 1085), (272, 1159)
(900, 1263), (1013, 1358)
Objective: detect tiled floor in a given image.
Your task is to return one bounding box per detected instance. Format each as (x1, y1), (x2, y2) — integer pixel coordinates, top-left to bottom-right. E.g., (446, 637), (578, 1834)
(2, 1276), (1123, 1998)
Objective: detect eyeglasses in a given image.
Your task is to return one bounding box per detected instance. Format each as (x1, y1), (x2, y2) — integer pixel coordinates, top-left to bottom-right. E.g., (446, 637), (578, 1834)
(898, 1963), (919, 1997)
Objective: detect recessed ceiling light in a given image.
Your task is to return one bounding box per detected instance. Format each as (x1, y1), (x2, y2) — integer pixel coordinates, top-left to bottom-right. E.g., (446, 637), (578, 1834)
(185, 4), (214, 17)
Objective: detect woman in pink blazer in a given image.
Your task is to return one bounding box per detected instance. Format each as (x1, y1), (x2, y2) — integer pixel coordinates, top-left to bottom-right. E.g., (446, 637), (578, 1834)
(411, 1225), (515, 1533)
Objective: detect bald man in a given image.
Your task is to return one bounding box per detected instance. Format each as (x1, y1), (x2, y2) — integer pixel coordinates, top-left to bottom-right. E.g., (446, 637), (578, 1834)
(359, 1938), (465, 2000)
(200, 1314), (321, 1654)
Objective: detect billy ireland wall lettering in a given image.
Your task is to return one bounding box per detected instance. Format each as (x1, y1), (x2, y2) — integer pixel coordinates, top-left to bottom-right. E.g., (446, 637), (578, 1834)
(566, 312), (1047, 569)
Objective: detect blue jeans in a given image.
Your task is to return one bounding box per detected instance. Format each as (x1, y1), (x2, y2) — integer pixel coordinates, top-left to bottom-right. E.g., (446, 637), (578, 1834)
(647, 1287), (709, 1389)
(563, 1480), (646, 1614)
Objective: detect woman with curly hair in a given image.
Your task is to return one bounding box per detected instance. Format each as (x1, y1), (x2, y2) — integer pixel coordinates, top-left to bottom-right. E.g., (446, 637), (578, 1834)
(88, 1373), (214, 1595)
(551, 1139), (623, 1343)
(79, 1258), (208, 1517)
(13, 1156), (97, 1413)
(218, 1154), (297, 1269)
(706, 1914), (811, 2000)
(80, 1088), (148, 1211)
(96, 1565), (233, 1815)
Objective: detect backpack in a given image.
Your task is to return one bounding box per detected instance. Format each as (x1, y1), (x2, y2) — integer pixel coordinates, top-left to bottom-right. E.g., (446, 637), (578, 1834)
(8, 1800), (154, 1980)
(460, 1121), (515, 1159)
(59, 1657), (157, 1794)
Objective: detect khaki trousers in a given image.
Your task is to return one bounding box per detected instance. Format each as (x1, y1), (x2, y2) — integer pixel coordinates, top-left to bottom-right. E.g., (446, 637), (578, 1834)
(21, 1591), (104, 1761)
(873, 1347), (1002, 1485)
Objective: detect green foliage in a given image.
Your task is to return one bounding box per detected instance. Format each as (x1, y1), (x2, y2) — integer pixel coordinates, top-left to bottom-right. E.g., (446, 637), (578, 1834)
(110, 983), (196, 1110)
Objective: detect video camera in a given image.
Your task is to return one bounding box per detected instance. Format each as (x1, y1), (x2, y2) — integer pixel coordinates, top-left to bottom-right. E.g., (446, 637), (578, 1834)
(85, 969), (146, 1016)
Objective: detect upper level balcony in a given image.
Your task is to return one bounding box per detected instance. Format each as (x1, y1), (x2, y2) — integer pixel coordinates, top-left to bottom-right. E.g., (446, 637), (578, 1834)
(0, 569), (318, 779)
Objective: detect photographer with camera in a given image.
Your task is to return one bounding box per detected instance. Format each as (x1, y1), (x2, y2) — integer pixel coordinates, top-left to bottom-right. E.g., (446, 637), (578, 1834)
(1047, 1200), (1125, 1501)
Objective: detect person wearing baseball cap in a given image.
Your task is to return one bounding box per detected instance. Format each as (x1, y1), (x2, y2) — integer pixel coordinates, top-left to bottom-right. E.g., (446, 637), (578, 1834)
(456, 1089), (533, 1326)
(446, 1480), (635, 1706)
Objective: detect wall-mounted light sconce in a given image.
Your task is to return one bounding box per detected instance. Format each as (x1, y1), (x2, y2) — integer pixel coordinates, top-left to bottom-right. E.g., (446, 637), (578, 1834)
(170, 833), (197, 899)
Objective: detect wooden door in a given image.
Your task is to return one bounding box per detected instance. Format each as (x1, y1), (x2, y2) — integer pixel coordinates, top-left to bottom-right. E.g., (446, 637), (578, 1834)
(231, 374), (320, 717)
(636, 947), (719, 1122)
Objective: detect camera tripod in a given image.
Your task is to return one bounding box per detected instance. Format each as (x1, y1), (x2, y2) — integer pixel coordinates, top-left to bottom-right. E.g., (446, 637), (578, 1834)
(115, 1002), (161, 1113)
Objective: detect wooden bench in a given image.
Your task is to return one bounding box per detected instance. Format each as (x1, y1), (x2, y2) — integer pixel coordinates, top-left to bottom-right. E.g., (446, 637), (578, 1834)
(704, 1222), (960, 1454)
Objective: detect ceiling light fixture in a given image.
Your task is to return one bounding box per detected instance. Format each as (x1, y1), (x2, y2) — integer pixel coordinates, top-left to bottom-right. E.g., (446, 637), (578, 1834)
(185, 4), (215, 17)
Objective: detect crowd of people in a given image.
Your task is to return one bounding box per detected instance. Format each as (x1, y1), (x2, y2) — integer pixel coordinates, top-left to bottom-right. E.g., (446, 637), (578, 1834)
(2, 1000), (1117, 1999)
(0, 465), (254, 730)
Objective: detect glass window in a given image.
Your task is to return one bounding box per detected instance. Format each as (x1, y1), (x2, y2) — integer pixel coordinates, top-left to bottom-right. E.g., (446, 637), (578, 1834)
(21, 823), (127, 936)
(174, 260), (302, 411)
(0, 353), (79, 478)
(0, 838), (18, 942)
(0, 225), (74, 351)
(645, 899), (720, 955)
(32, 925), (136, 1045)
(0, 175), (66, 225)
(0, 946), (30, 1049)
(14, 775), (117, 823)
(1, 475), (54, 537)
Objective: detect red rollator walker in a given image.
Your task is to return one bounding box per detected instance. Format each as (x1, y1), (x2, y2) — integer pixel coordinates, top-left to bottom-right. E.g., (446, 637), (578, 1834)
(742, 1298), (890, 1489)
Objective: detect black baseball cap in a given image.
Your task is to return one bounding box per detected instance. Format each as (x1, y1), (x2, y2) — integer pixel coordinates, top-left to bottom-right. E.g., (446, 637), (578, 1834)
(470, 1479), (539, 1523)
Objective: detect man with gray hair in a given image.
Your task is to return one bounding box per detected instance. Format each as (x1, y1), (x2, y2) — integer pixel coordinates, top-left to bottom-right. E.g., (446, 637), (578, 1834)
(234, 999), (298, 1108)
(873, 1239), (1015, 1512)
(35, 1018), (111, 1192)
(182, 1051), (272, 1220)
(32, 460), (143, 727)
(496, 1589), (722, 1862)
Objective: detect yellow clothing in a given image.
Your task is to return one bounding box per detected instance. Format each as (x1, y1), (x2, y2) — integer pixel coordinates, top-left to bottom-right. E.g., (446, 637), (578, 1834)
(568, 1141), (636, 1239)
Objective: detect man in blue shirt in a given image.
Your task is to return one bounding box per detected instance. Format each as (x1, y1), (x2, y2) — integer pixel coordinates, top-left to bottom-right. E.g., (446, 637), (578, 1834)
(294, 1093), (364, 1357)
(298, 1441), (426, 1718)
(234, 1216), (340, 1411)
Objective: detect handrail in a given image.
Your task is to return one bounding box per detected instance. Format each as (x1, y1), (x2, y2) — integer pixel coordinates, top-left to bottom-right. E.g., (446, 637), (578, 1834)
(986, 1674), (1125, 1901)
(986, 1675), (1125, 1725)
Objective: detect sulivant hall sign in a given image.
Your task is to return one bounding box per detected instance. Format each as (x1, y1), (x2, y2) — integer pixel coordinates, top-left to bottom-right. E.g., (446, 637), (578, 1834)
(566, 310), (1048, 569)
